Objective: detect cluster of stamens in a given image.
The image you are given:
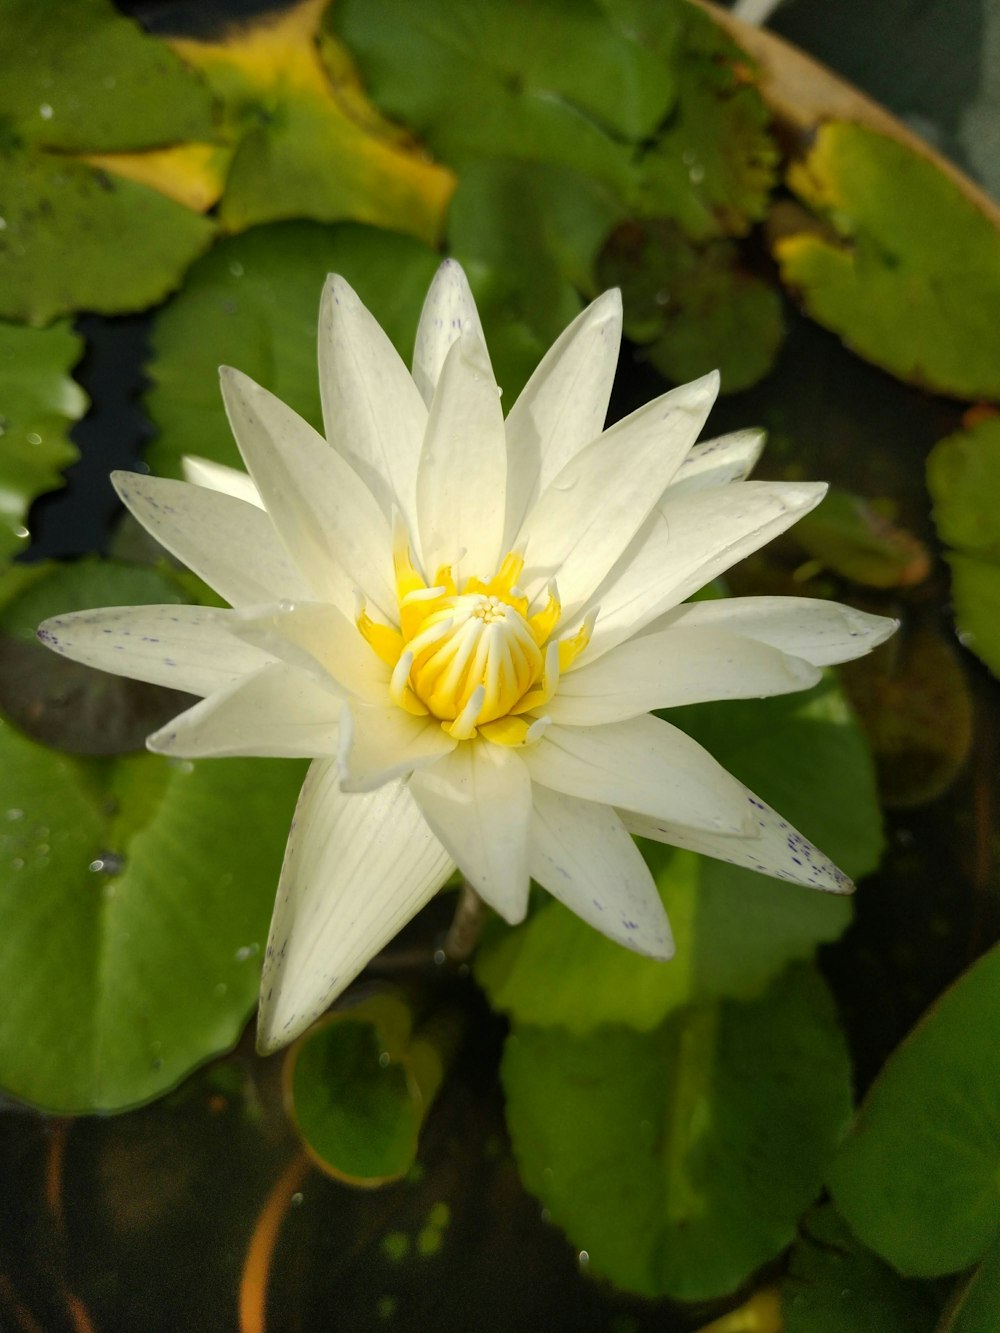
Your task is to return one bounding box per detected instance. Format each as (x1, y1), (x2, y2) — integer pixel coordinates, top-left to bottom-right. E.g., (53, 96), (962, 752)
(356, 527), (593, 745)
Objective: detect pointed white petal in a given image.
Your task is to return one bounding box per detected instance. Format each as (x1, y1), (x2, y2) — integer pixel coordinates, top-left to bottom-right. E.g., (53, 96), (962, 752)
(503, 290), (622, 546)
(410, 742), (532, 923)
(229, 602), (390, 705)
(522, 715), (752, 834)
(668, 428), (766, 496)
(257, 765), (454, 1053)
(412, 259), (491, 407)
(517, 372), (720, 617)
(219, 368), (395, 616)
(529, 786), (673, 958)
(318, 274), (428, 537)
(338, 705), (456, 791)
(647, 596), (899, 667)
(581, 481), (828, 662)
(621, 786), (854, 894)
(547, 626), (820, 725)
(181, 455), (264, 508)
(147, 662), (343, 758)
(416, 333), (507, 579)
(37, 604), (273, 696)
(112, 472), (311, 608)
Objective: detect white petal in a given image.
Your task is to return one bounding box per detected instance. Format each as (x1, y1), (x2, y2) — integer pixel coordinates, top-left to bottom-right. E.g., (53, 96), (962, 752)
(220, 367), (395, 616)
(517, 372), (720, 616)
(529, 786), (673, 958)
(409, 742), (532, 923)
(318, 274), (428, 538)
(621, 786), (854, 894)
(503, 290), (622, 546)
(416, 333), (507, 580)
(229, 602), (390, 705)
(547, 626), (820, 725)
(147, 662), (343, 758)
(112, 471), (311, 608)
(647, 596), (899, 667)
(257, 765), (454, 1053)
(181, 455), (264, 508)
(581, 481), (828, 662)
(522, 716), (753, 834)
(338, 704), (456, 792)
(412, 259), (491, 407)
(668, 428), (765, 496)
(37, 604), (273, 696)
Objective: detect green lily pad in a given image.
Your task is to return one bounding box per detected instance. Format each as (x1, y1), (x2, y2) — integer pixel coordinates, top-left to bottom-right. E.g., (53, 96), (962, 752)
(170, 0), (453, 243)
(144, 221), (439, 478)
(0, 0), (216, 153)
(596, 219), (784, 392)
(828, 942), (1000, 1277)
(783, 1205), (940, 1333)
(776, 123), (1000, 401)
(502, 964), (852, 1301)
(0, 146), (216, 324)
(940, 1236), (1000, 1333)
(476, 678), (879, 1033)
(633, 2), (778, 240)
(328, 0), (669, 193)
(927, 417), (1000, 677)
(791, 488), (932, 589)
(0, 715), (305, 1112)
(0, 319), (85, 554)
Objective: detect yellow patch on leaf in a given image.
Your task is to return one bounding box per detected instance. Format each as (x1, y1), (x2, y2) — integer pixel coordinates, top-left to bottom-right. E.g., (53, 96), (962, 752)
(81, 143), (231, 213)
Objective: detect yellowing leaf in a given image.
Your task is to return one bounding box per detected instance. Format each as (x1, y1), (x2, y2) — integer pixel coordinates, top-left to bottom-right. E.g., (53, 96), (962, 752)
(168, 0), (454, 243)
(80, 142), (231, 213)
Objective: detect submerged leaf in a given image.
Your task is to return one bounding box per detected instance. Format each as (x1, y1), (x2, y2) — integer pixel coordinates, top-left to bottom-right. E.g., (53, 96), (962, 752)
(0, 320), (85, 554)
(503, 965), (852, 1301)
(829, 942), (1000, 1277)
(791, 489), (932, 589)
(776, 123), (1000, 400)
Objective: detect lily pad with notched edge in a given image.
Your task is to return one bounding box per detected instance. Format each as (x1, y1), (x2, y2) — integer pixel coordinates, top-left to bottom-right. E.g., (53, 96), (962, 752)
(0, 320), (85, 555)
(144, 221), (440, 478)
(476, 678), (879, 1033)
(502, 964), (852, 1301)
(828, 942), (1000, 1277)
(940, 1236), (1000, 1333)
(776, 123), (1000, 401)
(790, 488), (931, 589)
(927, 416), (1000, 678)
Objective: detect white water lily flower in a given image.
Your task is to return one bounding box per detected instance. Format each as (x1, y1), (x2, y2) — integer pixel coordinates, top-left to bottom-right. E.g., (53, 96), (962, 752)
(38, 261), (896, 1053)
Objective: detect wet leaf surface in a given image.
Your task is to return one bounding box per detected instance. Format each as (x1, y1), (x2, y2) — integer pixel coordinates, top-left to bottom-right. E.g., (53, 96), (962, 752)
(776, 123), (1000, 401)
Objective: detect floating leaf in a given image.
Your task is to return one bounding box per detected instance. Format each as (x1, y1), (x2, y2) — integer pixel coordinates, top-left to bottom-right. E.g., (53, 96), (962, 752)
(287, 987), (461, 1186)
(0, 559), (196, 754)
(829, 943), (1000, 1277)
(502, 965), (852, 1301)
(783, 1205), (939, 1333)
(477, 678), (878, 1033)
(0, 320), (86, 554)
(0, 0), (216, 152)
(927, 417), (1000, 677)
(144, 221), (439, 478)
(328, 0), (669, 193)
(791, 489), (932, 589)
(776, 123), (1000, 400)
(169, 0), (453, 242)
(0, 147), (216, 324)
(596, 219), (784, 392)
(840, 625), (973, 808)
(80, 142), (230, 213)
(941, 1236), (1000, 1333)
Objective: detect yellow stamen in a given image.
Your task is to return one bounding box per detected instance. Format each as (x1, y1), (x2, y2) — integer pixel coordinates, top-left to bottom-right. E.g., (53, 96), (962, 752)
(557, 608), (598, 673)
(356, 599), (403, 667)
(528, 581), (561, 646)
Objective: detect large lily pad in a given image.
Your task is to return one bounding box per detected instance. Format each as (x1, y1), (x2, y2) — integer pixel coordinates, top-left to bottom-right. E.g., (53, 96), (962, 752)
(0, 320), (86, 555)
(502, 965), (852, 1301)
(144, 221), (439, 478)
(169, 0), (453, 242)
(776, 123), (1000, 400)
(476, 678), (879, 1033)
(828, 942), (1000, 1277)
(927, 416), (1000, 677)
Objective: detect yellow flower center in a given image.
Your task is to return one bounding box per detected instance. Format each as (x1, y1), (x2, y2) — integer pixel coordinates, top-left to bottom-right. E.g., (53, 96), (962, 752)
(356, 528), (593, 746)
